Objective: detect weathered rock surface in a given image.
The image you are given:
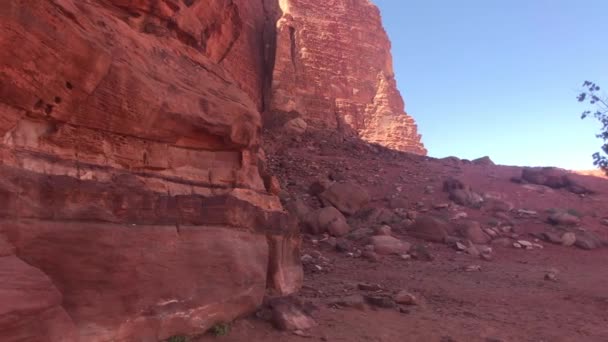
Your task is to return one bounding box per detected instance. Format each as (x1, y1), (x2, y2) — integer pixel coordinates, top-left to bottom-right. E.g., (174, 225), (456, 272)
(0, 255), (78, 341)
(269, 0), (426, 153)
(0, 1), (300, 340)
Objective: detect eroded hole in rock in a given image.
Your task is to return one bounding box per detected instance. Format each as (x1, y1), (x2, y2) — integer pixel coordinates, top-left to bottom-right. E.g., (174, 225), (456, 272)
(65, 81), (73, 90)
(54, 96), (62, 104)
(182, 0), (194, 7)
(44, 104), (53, 115)
(163, 0), (181, 12)
(166, 20), (199, 49)
(33, 99), (44, 110)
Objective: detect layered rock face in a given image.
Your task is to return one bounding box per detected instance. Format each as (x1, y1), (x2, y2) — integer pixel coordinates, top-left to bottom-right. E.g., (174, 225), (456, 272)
(0, 0), (301, 341)
(269, 0), (426, 154)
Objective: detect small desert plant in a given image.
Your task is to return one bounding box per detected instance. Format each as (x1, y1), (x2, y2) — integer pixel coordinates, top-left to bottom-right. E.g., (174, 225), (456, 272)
(567, 208), (582, 218)
(166, 335), (188, 342)
(211, 323), (231, 337)
(486, 218), (499, 227)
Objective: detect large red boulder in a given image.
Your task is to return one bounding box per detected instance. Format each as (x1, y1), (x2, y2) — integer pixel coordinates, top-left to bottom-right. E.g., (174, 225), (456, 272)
(319, 183), (371, 216)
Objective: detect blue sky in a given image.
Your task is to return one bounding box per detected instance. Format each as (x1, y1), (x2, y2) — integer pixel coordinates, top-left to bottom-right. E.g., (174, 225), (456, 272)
(374, 0), (608, 170)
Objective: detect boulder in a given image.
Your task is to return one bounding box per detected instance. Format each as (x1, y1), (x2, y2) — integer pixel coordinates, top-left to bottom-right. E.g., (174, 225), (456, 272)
(370, 236), (411, 255)
(472, 156), (495, 166)
(548, 212), (581, 226)
(409, 215), (452, 243)
(286, 199), (312, 222)
(522, 167), (570, 188)
(449, 188), (484, 208)
(319, 183), (370, 215)
(521, 167), (593, 194)
(540, 231), (563, 244)
(283, 118), (308, 135)
(574, 232), (605, 250)
(456, 221), (491, 244)
(304, 207), (351, 236)
(443, 179), (483, 208)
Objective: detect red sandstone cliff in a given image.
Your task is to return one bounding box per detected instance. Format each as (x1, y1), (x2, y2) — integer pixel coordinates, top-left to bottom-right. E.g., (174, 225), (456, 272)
(0, 1), (300, 340)
(0, 0), (424, 340)
(269, 0), (426, 153)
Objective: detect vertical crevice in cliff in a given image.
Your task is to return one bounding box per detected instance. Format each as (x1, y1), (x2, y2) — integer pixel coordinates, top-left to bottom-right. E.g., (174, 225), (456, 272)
(260, 0), (281, 116)
(288, 26), (297, 74)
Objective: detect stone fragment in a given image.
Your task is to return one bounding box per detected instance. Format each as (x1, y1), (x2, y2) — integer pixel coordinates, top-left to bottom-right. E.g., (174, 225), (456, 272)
(370, 236), (411, 255)
(464, 265), (482, 272)
(410, 244), (434, 261)
(375, 225), (393, 236)
(394, 291), (418, 305)
(364, 295), (397, 309)
(270, 297), (317, 331)
(358, 283), (383, 292)
(362, 251), (380, 262)
(561, 232), (577, 246)
(331, 295), (367, 310)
